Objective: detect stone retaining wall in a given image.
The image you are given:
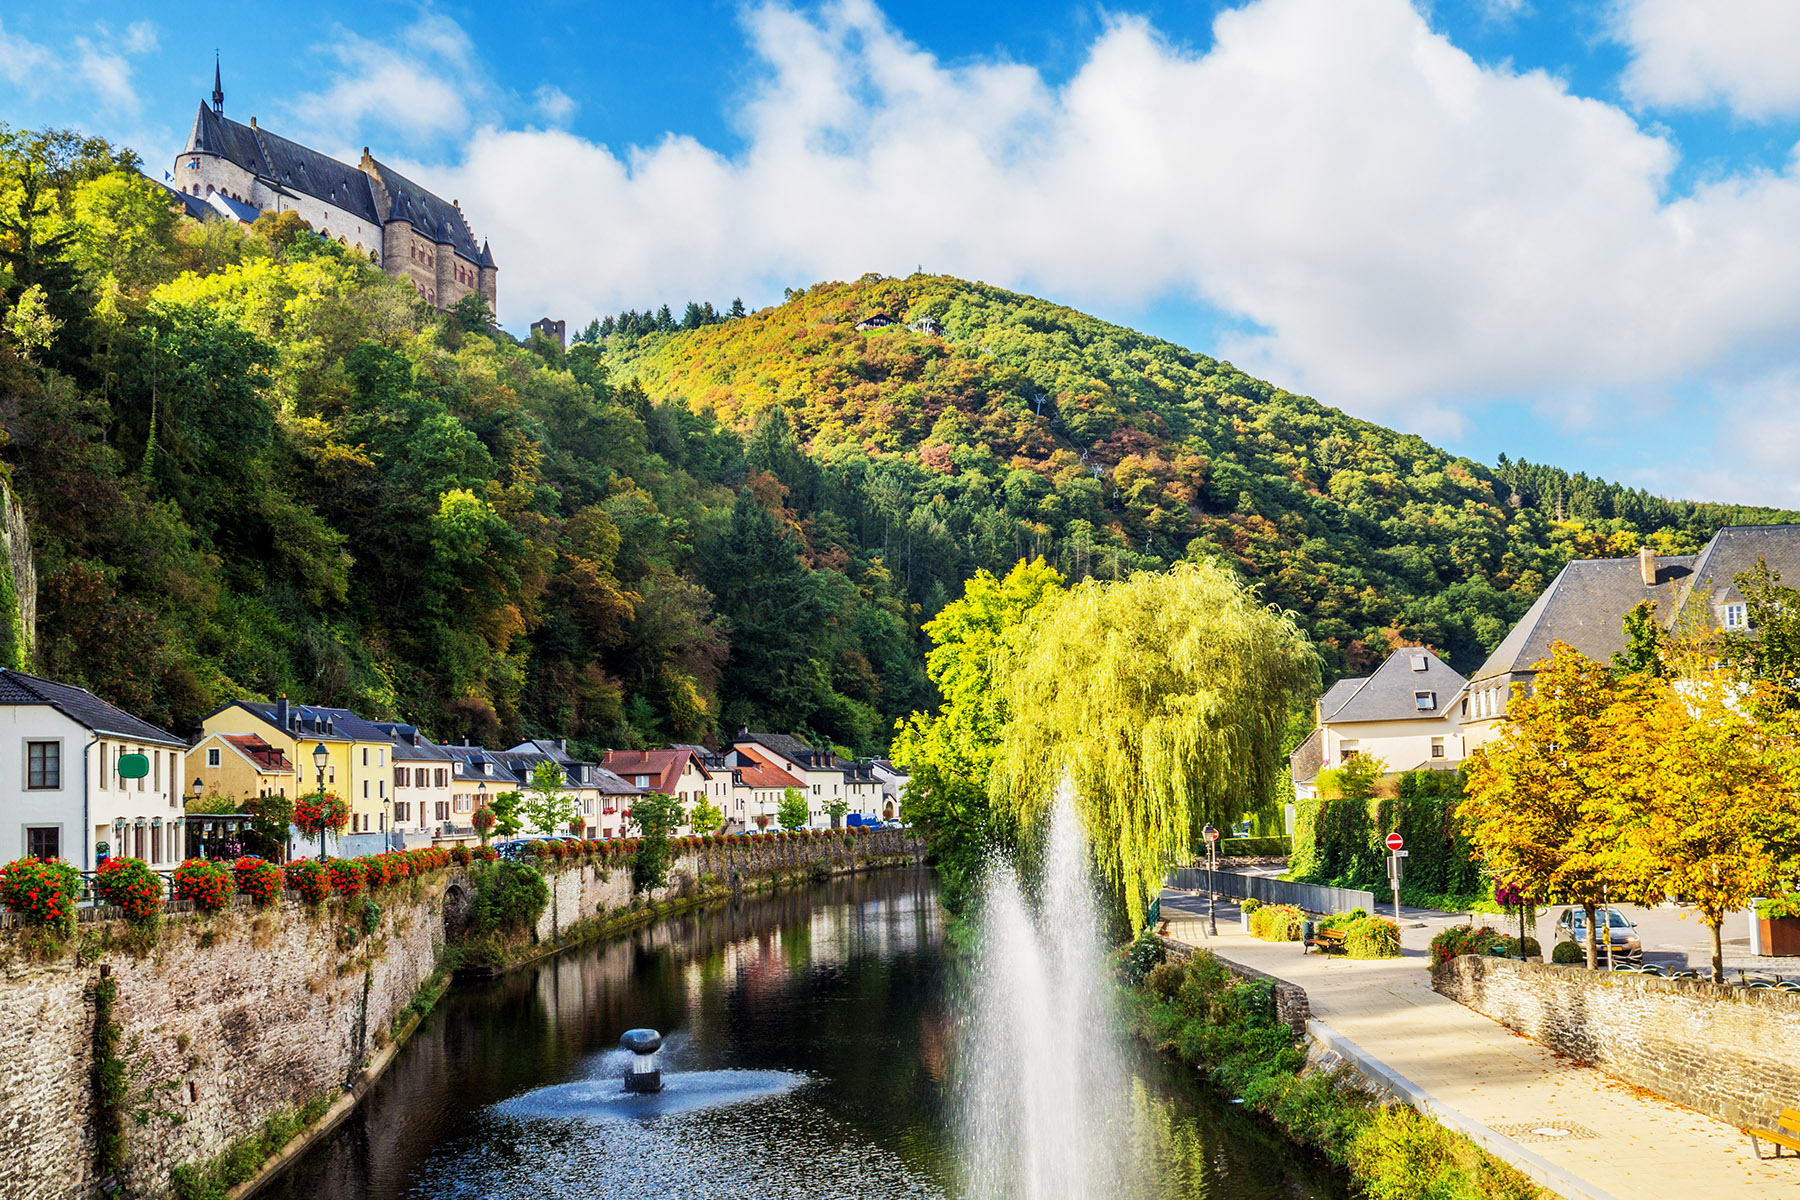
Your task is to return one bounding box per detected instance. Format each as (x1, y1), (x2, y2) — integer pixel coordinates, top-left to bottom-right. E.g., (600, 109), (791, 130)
(1157, 935), (1311, 1037)
(0, 832), (924, 1200)
(1433, 954), (1800, 1128)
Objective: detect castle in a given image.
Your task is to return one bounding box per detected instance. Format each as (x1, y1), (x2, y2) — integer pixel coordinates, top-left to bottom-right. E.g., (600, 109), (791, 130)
(170, 59), (496, 314)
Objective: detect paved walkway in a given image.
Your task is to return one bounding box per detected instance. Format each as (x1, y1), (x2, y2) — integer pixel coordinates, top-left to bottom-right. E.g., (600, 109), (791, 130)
(1159, 890), (1800, 1200)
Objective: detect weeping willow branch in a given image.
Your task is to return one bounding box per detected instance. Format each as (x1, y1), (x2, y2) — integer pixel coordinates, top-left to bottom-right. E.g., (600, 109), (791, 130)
(989, 560), (1318, 931)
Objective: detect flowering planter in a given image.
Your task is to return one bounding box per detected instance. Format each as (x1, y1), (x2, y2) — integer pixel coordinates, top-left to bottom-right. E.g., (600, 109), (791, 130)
(1759, 916), (1800, 957)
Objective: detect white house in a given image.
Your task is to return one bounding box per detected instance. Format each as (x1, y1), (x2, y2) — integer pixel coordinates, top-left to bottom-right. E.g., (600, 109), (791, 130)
(1290, 648), (1468, 800)
(0, 670), (186, 870)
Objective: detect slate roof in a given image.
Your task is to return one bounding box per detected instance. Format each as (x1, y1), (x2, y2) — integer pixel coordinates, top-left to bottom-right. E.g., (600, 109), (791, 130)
(1471, 554), (1696, 682)
(0, 669), (183, 746)
(364, 156), (481, 259)
(1288, 727), (1323, 787)
(216, 699), (391, 742)
(1316, 677), (1367, 722)
(1669, 525), (1800, 627)
(207, 192), (260, 223)
(368, 723), (453, 762)
(1322, 648), (1466, 723)
(145, 173), (215, 221)
(250, 125), (381, 225)
(184, 104), (271, 175)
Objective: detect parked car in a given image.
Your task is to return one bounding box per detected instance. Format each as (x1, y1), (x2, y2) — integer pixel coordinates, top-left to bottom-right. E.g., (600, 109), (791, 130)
(1554, 907), (1643, 962)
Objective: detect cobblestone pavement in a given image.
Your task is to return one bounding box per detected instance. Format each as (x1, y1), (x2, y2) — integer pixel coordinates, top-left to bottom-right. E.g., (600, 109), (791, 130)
(1158, 888), (1800, 1200)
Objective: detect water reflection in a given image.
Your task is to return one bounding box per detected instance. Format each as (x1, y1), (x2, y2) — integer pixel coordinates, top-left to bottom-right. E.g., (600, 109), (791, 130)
(262, 870), (1343, 1200)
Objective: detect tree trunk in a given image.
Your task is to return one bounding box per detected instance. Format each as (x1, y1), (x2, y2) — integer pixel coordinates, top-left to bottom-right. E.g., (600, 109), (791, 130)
(1710, 919), (1725, 985)
(1584, 901), (1599, 969)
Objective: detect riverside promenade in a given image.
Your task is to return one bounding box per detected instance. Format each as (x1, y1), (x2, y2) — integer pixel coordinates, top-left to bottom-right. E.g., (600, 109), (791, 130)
(1158, 890), (1800, 1200)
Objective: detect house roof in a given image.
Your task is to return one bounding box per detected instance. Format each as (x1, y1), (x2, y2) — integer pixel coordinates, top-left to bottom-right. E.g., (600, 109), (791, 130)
(368, 723), (453, 762)
(732, 746), (802, 790)
(219, 699), (394, 743)
(602, 748), (708, 794)
(0, 670), (183, 746)
(1288, 727), (1323, 787)
(1316, 677), (1367, 722)
(1471, 554), (1696, 682)
(1320, 648), (1466, 724)
(1669, 525), (1800, 628)
(251, 124), (381, 226)
(217, 733), (294, 773)
(144, 173), (215, 221)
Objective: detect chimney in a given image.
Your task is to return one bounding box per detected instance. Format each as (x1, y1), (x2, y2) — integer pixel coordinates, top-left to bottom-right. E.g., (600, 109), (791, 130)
(1639, 545), (1657, 587)
(556, 737), (566, 752)
(276, 694), (289, 730)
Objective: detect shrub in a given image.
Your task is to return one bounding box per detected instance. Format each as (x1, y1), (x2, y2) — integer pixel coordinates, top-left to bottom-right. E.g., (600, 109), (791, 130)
(472, 845), (498, 862)
(1120, 930), (1167, 984)
(1551, 939), (1585, 965)
(1429, 924), (1501, 966)
(1316, 907), (1369, 933)
(451, 845), (472, 866)
(1757, 894), (1800, 920)
(329, 859), (367, 897)
(0, 857), (80, 934)
(1249, 903), (1305, 941)
(360, 855), (393, 890)
(233, 857), (282, 907)
(1343, 916), (1400, 959)
(1239, 897), (1261, 915)
(173, 859), (233, 912)
(95, 856), (163, 923)
(469, 859), (549, 935)
(284, 859), (330, 904)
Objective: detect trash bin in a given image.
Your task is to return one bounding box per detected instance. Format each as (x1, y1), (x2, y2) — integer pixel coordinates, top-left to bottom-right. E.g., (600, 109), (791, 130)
(1300, 918), (1314, 951)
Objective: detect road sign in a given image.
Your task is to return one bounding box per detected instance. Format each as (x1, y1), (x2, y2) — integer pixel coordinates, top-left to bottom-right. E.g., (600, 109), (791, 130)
(1385, 832), (1404, 851)
(1390, 850), (1410, 858)
(1204, 825), (1220, 842)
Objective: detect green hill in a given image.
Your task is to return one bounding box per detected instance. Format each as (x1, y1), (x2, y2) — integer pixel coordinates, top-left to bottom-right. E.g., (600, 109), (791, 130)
(607, 273), (1798, 680)
(3, 126), (1792, 756)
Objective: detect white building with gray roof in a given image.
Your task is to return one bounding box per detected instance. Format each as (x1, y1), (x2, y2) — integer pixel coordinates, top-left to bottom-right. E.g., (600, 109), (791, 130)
(1290, 648), (1468, 799)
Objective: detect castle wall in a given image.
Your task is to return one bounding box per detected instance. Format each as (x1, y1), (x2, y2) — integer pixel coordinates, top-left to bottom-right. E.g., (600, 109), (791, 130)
(168, 153), (256, 211)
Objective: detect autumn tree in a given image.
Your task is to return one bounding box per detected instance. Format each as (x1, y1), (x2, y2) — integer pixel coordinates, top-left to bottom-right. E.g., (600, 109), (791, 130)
(1464, 643), (1657, 968)
(989, 560), (1317, 931)
(1717, 560), (1800, 714)
(1598, 671), (1800, 982)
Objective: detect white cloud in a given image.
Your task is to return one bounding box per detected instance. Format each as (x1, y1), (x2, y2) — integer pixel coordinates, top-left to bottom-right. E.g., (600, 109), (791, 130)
(534, 84), (577, 124)
(123, 21), (158, 55)
(417, 0), (1800, 443)
(0, 20), (54, 92)
(74, 39), (140, 112)
(294, 15), (481, 140)
(0, 19), (150, 109)
(1612, 0), (1800, 119)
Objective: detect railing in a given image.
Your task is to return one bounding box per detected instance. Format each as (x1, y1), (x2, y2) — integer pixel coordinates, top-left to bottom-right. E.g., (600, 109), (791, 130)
(1168, 868), (1375, 916)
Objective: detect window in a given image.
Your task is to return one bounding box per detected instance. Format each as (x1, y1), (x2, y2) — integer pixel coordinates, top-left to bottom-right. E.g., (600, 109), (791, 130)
(454, 794), (472, 813)
(395, 801), (411, 822)
(25, 826), (59, 861)
(1413, 691), (1436, 711)
(150, 825), (161, 864)
(395, 767), (409, 788)
(27, 741), (60, 789)
(1410, 654), (1428, 672)
(100, 744), (110, 790)
(1723, 602), (1748, 631)
(1431, 738), (1446, 759)
(328, 766), (336, 785)
(435, 801), (449, 821)
(361, 748), (368, 767)
(378, 748), (385, 767)
(378, 782), (385, 799)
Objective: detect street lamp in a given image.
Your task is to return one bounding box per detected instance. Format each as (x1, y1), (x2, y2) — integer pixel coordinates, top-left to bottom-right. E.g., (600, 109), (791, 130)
(312, 742), (329, 860)
(1202, 823), (1219, 936)
(191, 778), (204, 859)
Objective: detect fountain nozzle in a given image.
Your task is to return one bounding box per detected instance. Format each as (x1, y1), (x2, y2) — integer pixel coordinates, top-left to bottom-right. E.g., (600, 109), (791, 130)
(621, 1028), (663, 1094)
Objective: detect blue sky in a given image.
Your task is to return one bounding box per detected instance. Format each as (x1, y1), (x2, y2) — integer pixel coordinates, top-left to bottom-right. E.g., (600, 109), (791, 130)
(8, 1), (1800, 507)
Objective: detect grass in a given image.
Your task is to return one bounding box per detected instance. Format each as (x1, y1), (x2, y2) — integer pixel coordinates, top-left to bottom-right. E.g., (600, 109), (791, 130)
(170, 1092), (340, 1200)
(1123, 938), (1545, 1200)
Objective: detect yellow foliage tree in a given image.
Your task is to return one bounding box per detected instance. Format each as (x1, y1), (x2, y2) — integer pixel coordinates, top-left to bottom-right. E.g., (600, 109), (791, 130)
(989, 560), (1317, 931)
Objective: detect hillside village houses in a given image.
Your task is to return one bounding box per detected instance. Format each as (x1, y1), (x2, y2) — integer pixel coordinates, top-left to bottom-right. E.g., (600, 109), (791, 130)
(1291, 525), (1800, 801)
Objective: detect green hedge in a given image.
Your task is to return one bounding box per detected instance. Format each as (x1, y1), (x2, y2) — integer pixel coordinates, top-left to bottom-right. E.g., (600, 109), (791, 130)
(1290, 787), (1484, 899)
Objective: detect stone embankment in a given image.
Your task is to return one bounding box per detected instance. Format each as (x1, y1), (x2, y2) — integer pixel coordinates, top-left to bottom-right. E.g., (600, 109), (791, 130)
(0, 830), (923, 1200)
(1433, 954), (1800, 1129)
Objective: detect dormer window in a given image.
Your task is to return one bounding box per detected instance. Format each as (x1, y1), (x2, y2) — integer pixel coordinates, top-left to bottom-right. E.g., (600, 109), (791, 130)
(1413, 691), (1436, 711)
(1722, 602), (1749, 631)
(1410, 654), (1428, 672)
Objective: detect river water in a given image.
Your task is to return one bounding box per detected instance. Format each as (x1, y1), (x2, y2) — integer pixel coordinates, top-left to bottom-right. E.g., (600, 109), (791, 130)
(263, 869), (1344, 1200)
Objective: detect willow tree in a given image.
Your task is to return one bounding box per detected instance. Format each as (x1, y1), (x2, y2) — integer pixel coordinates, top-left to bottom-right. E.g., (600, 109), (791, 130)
(989, 560), (1317, 930)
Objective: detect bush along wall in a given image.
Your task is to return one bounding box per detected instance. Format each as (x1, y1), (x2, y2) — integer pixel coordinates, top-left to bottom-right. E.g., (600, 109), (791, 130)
(1123, 938), (1542, 1200)
(1290, 773), (1486, 904)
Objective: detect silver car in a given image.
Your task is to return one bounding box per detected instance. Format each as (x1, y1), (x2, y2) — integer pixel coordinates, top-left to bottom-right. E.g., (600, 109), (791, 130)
(1555, 907), (1643, 962)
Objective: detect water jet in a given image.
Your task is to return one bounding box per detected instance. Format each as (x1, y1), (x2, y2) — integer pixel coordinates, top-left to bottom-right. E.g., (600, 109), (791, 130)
(620, 1028), (663, 1093)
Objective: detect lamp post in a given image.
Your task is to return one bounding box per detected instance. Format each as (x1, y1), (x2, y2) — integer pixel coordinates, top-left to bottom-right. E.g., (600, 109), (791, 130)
(312, 742), (329, 860)
(191, 777), (204, 860)
(1202, 823), (1219, 936)
(477, 780), (486, 838)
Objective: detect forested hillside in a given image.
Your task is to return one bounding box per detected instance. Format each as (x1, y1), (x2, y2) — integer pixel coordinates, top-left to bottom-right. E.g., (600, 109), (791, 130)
(4, 125), (1795, 758)
(609, 273), (1800, 681)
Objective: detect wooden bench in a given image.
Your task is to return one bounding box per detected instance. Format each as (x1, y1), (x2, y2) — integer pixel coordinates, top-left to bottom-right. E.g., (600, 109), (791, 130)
(1305, 927), (1347, 955)
(1747, 1107), (1800, 1159)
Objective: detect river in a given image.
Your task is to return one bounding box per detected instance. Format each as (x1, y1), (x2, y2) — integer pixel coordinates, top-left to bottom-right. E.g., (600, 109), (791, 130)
(262, 869), (1345, 1199)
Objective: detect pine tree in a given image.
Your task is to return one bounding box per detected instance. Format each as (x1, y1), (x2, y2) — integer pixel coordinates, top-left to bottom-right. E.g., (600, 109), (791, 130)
(728, 297), (746, 319)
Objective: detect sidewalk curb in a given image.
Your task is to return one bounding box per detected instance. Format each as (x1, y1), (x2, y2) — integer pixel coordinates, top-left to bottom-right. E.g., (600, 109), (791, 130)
(1307, 1018), (1618, 1200)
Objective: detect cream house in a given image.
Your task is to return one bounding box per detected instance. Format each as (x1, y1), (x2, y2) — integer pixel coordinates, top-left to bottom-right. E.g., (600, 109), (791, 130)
(1290, 648), (1469, 800)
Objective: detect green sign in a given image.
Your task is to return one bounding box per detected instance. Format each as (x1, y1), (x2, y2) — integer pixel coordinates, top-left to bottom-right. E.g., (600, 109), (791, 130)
(116, 753), (150, 780)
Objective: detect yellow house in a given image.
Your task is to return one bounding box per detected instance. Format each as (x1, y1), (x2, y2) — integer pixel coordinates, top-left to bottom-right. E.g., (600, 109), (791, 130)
(199, 698), (399, 844)
(189, 732), (295, 804)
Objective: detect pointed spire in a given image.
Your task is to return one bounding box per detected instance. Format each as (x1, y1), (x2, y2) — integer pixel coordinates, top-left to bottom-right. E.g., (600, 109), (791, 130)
(212, 51), (224, 115)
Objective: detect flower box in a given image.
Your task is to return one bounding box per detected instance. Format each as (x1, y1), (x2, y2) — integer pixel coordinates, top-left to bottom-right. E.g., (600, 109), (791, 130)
(1759, 916), (1800, 957)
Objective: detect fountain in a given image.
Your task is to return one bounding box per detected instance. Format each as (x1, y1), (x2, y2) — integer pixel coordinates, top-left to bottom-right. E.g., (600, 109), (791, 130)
(959, 782), (1144, 1200)
(619, 1028), (663, 1093)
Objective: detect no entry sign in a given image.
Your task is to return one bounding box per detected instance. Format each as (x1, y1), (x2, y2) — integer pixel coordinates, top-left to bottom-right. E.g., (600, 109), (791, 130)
(1385, 832), (1404, 852)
